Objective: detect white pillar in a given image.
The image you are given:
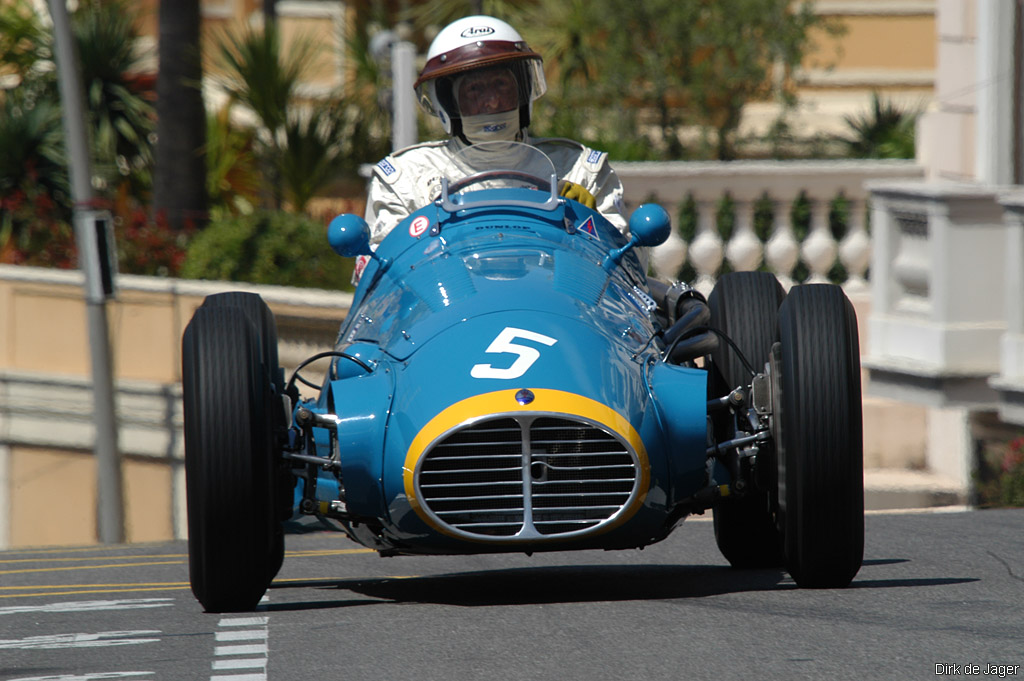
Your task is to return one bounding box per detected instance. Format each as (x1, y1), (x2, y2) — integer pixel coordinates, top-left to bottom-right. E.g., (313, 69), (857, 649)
(391, 40), (418, 151)
(173, 459), (188, 541)
(0, 444), (10, 549)
(975, 0), (1016, 185)
(995, 192), (1024, 425)
(927, 407), (973, 492)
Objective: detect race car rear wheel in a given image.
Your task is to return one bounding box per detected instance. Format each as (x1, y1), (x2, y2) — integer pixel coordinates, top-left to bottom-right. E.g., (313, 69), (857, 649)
(774, 284), (864, 588)
(198, 292), (291, 581)
(183, 305), (278, 612)
(707, 271), (786, 569)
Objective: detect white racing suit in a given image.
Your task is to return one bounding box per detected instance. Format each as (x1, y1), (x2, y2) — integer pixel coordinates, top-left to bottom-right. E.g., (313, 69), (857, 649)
(364, 135), (628, 246)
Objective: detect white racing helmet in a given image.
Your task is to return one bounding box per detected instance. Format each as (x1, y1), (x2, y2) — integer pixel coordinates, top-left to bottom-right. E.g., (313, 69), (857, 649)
(414, 15), (547, 143)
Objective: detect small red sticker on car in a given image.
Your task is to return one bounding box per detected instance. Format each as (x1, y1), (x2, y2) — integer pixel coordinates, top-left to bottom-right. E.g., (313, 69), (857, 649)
(352, 254), (370, 284)
(409, 215), (430, 237)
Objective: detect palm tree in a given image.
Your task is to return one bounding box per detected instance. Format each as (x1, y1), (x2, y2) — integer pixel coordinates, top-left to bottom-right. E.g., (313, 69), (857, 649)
(0, 0), (50, 82)
(154, 0), (208, 230)
(212, 20), (388, 212)
(71, 0), (156, 191)
(214, 22), (321, 209)
(842, 92), (919, 159)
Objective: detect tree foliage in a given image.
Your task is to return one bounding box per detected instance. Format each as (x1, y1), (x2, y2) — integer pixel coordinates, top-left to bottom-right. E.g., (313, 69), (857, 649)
(404, 0), (842, 160)
(0, 0), (159, 269)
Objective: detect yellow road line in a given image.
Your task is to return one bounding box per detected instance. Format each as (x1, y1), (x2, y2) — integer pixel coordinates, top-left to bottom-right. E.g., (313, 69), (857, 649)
(0, 574), (419, 600)
(0, 548), (372, 568)
(0, 560), (185, 576)
(0, 554), (187, 565)
(0, 585), (193, 599)
(0, 545), (154, 556)
(0, 581), (188, 590)
(271, 574), (418, 585)
(286, 549), (376, 557)
(0, 576), (417, 600)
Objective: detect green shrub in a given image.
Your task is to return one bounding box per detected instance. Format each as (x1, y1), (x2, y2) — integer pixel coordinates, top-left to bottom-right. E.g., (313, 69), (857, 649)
(977, 436), (1024, 508)
(181, 210), (354, 291)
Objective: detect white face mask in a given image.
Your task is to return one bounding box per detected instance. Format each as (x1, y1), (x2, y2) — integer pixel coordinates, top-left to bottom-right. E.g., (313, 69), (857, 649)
(460, 109), (520, 144)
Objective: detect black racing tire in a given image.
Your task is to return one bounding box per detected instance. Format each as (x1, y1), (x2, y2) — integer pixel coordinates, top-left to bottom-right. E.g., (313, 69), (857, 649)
(183, 305), (277, 612)
(774, 284), (864, 588)
(199, 292), (293, 578)
(200, 292), (281, 381)
(708, 271), (786, 569)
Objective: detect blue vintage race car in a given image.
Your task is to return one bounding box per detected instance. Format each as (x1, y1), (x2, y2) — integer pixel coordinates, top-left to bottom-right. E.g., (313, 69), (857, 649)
(182, 142), (864, 612)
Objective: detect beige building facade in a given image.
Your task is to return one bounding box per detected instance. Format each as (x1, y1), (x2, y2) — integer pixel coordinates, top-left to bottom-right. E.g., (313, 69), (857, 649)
(756, 0), (938, 137)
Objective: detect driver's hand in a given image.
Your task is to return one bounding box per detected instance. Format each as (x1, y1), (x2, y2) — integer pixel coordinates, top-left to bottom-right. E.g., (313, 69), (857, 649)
(558, 180), (597, 209)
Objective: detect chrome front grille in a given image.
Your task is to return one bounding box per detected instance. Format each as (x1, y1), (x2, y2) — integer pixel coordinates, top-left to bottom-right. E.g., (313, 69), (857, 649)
(417, 415), (640, 540)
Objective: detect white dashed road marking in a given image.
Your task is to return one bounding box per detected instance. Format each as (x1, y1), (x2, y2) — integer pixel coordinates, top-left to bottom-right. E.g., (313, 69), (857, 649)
(211, 609), (269, 681)
(0, 599), (173, 616)
(7, 674), (154, 681)
(0, 630), (161, 650)
(216, 628), (268, 642)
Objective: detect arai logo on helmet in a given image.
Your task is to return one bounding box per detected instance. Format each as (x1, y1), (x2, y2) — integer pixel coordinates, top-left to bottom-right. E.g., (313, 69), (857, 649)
(460, 26), (495, 38)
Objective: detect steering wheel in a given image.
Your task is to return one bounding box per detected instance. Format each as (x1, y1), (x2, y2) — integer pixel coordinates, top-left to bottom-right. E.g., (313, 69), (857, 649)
(447, 170), (552, 195)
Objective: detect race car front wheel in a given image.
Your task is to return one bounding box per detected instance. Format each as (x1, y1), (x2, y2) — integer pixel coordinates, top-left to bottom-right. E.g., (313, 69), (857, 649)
(773, 284), (864, 588)
(183, 305), (278, 612)
(198, 292), (291, 582)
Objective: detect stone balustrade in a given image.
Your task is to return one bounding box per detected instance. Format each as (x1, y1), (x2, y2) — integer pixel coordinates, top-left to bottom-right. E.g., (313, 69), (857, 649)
(865, 181), (1010, 397)
(615, 159), (926, 295)
(992, 190), (1024, 426)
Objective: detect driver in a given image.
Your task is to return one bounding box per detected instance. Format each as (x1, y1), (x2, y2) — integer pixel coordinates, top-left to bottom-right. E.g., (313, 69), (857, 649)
(363, 15), (628, 246)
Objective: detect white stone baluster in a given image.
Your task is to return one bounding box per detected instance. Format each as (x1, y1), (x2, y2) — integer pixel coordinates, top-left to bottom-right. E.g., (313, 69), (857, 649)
(839, 197), (871, 294)
(649, 202), (687, 280)
(724, 195), (763, 273)
(688, 198), (723, 295)
(764, 194), (800, 290)
(801, 196), (838, 284)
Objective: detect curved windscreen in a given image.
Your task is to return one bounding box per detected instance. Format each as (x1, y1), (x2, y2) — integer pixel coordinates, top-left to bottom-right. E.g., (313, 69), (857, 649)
(439, 141), (559, 211)
(341, 143), (649, 361)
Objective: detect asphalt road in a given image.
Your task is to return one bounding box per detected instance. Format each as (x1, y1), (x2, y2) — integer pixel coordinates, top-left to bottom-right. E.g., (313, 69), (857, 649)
(1, 508), (1021, 681)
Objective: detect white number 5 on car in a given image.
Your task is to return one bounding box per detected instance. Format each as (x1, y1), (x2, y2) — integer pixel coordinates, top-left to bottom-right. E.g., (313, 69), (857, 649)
(470, 327), (558, 379)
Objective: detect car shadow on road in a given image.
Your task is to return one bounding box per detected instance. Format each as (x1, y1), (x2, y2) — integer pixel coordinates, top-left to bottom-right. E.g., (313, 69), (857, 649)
(266, 562), (978, 611)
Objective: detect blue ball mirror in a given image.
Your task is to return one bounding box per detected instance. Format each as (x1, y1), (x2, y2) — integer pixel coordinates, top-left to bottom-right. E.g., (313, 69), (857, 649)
(328, 214), (372, 258)
(628, 204), (671, 247)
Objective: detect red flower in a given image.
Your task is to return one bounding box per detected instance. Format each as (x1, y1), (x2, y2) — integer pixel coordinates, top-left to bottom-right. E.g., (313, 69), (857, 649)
(1003, 437), (1024, 474)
